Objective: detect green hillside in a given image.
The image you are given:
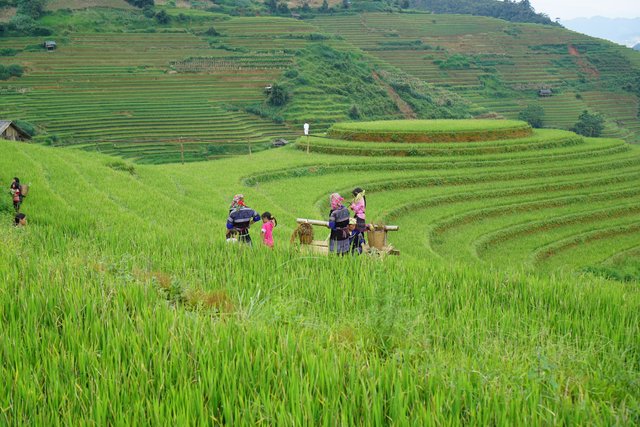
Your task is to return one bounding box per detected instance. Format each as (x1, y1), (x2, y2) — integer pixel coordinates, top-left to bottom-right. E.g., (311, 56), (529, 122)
(313, 12), (640, 142)
(2, 119), (640, 422)
(0, 4), (639, 162)
(1, 3), (640, 422)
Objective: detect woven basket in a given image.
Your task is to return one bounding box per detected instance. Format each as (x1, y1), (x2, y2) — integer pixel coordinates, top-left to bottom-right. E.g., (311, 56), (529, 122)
(367, 230), (386, 249)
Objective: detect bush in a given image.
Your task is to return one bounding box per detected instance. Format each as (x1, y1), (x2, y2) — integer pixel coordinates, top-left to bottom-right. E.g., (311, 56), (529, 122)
(572, 110), (605, 137)
(125, 0), (154, 8)
(0, 64), (24, 80)
(14, 120), (36, 136)
(518, 104), (544, 128)
(204, 27), (220, 37)
(0, 48), (19, 57)
(284, 69), (298, 79)
(349, 105), (361, 119)
(17, 0), (46, 19)
(143, 6), (155, 18)
(155, 10), (171, 24)
(267, 83), (289, 107)
(106, 160), (136, 175)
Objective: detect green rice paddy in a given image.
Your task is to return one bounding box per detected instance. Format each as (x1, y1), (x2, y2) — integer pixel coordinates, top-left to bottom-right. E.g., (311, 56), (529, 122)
(2, 115), (640, 423)
(1, 4), (640, 424)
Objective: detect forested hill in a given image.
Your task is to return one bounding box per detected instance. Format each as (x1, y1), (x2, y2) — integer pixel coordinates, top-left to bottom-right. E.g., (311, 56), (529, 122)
(405, 0), (556, 25)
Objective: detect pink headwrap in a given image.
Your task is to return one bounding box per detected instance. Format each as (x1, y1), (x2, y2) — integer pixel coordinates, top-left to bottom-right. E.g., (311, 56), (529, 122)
(330, 193), (344, 210)
(230, 194), (245, 210)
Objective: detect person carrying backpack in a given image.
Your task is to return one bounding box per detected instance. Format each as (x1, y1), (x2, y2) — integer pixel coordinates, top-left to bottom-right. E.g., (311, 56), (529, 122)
(226, 194), (261, 246)
(9, 177), (23, 212)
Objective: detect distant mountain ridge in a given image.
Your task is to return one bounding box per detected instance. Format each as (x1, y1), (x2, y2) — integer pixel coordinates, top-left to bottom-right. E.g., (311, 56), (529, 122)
(562, 17), (640, 47)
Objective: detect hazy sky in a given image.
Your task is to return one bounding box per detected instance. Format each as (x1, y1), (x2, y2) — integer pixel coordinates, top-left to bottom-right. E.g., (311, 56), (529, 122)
(530, 0), (640, 20)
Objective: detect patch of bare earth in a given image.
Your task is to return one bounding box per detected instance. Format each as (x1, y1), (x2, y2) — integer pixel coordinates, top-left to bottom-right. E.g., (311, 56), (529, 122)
(372, 71), (417, 119)
(568, 44), (600, 79)
(0, 7), (17, 22)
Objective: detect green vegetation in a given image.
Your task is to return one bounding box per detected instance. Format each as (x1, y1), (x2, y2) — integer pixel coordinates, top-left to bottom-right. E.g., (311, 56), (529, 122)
(410, 0), (558, 25)
(327, 119), (532, 142)
(518, 104), (545, 128)
(572, 110), (605, 137)
(1, 3), (640, 422)
(313, 13), (640, 143)
(0, 63), (23, 79)
(2, 118), (640, 422)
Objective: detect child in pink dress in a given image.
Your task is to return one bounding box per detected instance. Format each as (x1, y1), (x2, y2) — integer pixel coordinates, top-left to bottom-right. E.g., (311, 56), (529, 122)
(261, 212), (277, 248)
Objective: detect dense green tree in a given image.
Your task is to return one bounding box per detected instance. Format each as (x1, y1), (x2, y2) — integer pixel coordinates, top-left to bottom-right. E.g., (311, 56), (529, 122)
(348, 105), (361, 119)
(0, 64), (23, 80)
(572, 110), (605, 137)
(155, 10), (170, 24)
(276, 2), (289, 14)
(409, 0), (557, 25)
(319, 0), (329, 13)
(518, 104), (544, 128)
(17, 0), (46, 19)
(267, 83), (290, 106)
(125, 0), (153, 8)
(265, 0), (277, 13)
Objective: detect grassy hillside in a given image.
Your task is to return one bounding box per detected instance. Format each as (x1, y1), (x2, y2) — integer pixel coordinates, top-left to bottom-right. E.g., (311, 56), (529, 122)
(1, 119), (640, 422)
(313, 12), (640, 142)
(1, 7), (639, 163)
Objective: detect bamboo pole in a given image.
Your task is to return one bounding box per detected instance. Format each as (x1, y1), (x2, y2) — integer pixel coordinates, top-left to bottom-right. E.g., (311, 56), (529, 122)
(296, 218), (399, 231)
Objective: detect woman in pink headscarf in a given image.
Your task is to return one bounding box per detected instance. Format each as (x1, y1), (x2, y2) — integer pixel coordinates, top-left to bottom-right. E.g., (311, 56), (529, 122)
(327, 192), (350, 255)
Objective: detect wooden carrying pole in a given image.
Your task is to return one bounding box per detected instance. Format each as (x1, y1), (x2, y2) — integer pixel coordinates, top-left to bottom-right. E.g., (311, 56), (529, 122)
(296, 218), (399, 231)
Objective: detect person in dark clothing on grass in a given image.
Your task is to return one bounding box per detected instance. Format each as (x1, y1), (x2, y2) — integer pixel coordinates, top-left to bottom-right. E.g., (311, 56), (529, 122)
(14, 213), (27, 227)
(226, 194), (260, 246)
(9, 177), (23, 212)
(348, 218), (365, 255)
(328, 192), (350, 255)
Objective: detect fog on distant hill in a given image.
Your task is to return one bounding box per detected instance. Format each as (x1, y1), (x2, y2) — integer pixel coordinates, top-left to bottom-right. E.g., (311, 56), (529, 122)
(562, 17), (640, 47)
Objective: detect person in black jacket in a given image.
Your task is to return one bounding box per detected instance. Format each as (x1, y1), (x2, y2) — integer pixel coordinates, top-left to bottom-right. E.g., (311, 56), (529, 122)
(328, 192), (350, 255)
(226, 194), (260, 245)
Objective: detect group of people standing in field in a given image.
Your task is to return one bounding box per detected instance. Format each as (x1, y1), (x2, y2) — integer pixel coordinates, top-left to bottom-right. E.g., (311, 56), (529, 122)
(328, 187), (368, 255)
(8, 177), (27, 227)
(226, 194), (277, 248)
(225, 188), (369, 255)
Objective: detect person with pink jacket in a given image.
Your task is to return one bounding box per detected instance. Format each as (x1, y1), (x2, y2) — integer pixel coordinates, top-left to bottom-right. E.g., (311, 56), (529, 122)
(350, 187), (367, 233)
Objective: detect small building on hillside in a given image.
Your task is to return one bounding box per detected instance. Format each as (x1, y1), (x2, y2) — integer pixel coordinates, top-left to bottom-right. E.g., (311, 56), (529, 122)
(44, 41), (57, 51)
(0, 121), (31, 141)
(538, 89), (553, 97)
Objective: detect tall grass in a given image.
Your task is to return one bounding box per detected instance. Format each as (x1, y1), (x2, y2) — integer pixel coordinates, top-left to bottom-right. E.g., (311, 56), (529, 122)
(1, 138), (639, 423)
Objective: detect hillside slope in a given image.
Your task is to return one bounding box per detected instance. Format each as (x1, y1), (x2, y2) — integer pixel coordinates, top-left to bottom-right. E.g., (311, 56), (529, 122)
(2, 132), (640, 423)
(1, 7), (639, 163)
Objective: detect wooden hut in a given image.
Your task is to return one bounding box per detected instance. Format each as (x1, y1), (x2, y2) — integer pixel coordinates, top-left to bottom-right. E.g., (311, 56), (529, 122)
(538, 89), (552, 97)
(0, 121), (31, 141)
(44, 41), (57, 51)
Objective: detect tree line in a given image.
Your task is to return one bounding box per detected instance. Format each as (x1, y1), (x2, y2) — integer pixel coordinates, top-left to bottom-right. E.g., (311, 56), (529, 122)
(408, 0), (557, 25)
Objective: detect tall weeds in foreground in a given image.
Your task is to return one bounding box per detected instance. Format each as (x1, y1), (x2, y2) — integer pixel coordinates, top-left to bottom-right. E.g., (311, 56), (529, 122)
(1, 227), (638, 424)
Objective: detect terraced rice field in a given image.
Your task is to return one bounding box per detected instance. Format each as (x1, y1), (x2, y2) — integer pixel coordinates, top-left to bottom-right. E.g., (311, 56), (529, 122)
(1, 118), (639, 423)
(313, 13), (640, 143)
(0, 17), (331, 162)
(3, 10), (638, 163)
(256, 119), (640, 272)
